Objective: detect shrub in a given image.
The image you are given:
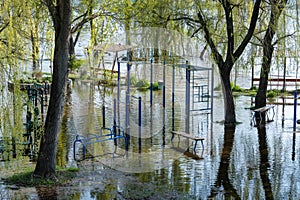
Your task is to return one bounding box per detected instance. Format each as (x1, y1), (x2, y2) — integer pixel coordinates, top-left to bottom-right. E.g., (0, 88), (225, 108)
(231, 83), (244, 92)
(152, 82), (159, 90)
(135, 79), (150, 90)
(267, 90), (277, 98)
(69, 55), (84, 72)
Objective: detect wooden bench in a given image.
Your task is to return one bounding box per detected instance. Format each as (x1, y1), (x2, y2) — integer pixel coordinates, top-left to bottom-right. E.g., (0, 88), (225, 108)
(171, 131), (204, 153)
(251, 105), (275, 126)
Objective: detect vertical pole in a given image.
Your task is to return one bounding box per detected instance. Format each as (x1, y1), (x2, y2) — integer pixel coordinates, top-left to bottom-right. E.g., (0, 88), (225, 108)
(210, 64), (214, 112)
(163, 60), (166, 108)
(207, 69), (210, 109)
(117, 61), (121, 126)
(172, 60), (175, 131)
(113, 98), (117, 145)
(163, 70), (166, 146)
(150, 59), (153, 107)
(102, 105), (105, 128)
(185, 61), (190, 134)
(210, 64), (214, 156)
(138, 97), (142, 153)
(251, 57), (254, 89)
(293, 90), (297, 161)
(125, 62), (131, 148)
(283, 57), (287, 92)
(192, 70), (195, 110)
(114, 98), (117, 125)
(293, 91), (297, 132)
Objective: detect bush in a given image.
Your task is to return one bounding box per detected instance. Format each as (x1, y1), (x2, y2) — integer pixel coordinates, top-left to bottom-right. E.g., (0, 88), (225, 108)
(152, 82), (159, 90)
(69, 55), (84, 72)
(231, 83), (244, 92)
(267, 90), (277, 98)
(128, 76), (138, 85)
(135, 79), (150, 90)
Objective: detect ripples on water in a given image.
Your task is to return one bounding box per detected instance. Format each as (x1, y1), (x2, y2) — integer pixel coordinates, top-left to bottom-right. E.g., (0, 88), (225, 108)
(2, 67), (300, 199)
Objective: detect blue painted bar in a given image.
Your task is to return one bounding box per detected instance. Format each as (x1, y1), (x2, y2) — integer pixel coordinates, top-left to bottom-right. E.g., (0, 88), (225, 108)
(185, 61), (190, 134)
(293, 91), (297, 131)
(172, 61), (175, 132)
(138, 96), (142, 153)
(102, 105), (105, 128)
(125, 62), (131, 149)
(163, 60), (166, 108)
(150, 59), (153, 107)
(113, 98), (117, 145)
(117, 61), (121, 125)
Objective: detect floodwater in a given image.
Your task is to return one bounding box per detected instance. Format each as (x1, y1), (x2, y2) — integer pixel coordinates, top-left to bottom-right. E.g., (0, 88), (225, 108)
(1, 63), (300, 199)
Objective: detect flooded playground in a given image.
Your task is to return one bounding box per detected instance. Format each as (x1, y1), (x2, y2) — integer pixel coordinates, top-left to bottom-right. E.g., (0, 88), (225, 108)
(0, 60), (300, 199)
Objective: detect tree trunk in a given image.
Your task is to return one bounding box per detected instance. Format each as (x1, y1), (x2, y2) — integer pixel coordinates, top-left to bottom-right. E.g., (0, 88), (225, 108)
(255, 45), (273, 108)
(69, 35), (75, 57)
(31, 29), (39, 72)
(255, 0), (287, 109)
(220, 68), (236, 125)
(197, 0), (262, 125)
(257, 126), (274, 199)
(34, 0), (71, 179)
(210, 126), (240, 199)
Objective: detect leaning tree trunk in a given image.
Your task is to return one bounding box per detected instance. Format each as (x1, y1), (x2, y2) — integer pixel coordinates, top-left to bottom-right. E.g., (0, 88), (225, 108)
(255, 0), (287, 109)
(34, 0), (71, 179)
(255, 45), (273, 108)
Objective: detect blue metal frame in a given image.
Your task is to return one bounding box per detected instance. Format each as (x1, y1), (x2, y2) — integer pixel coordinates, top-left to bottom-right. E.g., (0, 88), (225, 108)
(73, 125), (127, 160)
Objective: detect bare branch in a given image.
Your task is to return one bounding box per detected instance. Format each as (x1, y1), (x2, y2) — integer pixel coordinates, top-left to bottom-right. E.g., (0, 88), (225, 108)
(273, 32), (296, 46)
(233, 0), (262, 60)
(197, 10), (224, 67)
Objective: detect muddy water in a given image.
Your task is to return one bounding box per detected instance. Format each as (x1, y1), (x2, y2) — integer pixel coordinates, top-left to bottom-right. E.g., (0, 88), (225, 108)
(1, 64), (300, 199)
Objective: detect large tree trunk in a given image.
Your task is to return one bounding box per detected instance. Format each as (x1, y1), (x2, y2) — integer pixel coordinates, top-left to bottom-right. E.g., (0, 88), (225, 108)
(34, 0), (71, 179)
(255, 45), (273, 108)
(220, 68), (236, 125)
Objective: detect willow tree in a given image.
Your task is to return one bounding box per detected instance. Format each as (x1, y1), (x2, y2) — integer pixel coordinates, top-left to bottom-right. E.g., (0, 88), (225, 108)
(255, 0), (288, 109)
(33, 0), (71, 179)
(115, 0), (262, 125)
(195, 0), (262, 125)
(0, 0), (28, 158)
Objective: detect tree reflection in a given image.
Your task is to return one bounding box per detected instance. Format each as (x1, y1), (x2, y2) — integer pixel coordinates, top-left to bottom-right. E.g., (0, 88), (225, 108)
(257, 125), (274, 200)
(210, 126), (240, 199)
(36, 186), (58, 200)
(57, 82), (73, 167)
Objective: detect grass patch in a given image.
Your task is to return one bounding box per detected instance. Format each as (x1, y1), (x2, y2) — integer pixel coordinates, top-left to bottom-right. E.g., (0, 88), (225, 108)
(4, 167), (79, 187)
(151, 82), (159, 90)
(135, 79), (150, 91)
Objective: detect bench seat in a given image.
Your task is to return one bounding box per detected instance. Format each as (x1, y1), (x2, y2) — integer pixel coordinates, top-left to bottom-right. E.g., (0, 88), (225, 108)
(251, 105), (275, 126)
(171, 131), (204, 152)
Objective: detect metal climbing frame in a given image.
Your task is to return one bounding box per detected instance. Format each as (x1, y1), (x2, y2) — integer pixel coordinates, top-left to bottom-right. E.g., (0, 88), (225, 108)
(190, 65), (212, 112)
(22, 83), (50, 159)
(73, 125), (128, 160)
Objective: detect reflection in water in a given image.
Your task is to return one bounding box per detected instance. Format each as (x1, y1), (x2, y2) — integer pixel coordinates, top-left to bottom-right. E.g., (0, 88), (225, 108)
(292, 132), (296, 161)
(257, 125), (274, 200)
(57, 99), (71, 167)
(4, 72), (300, 199)
(210, 126), (240, 199)
(36, 186), (58, 200)
(57, 82), (75, 167)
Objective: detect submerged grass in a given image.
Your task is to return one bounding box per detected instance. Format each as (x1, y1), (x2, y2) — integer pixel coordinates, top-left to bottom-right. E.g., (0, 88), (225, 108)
(4, 167), (79, 187)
